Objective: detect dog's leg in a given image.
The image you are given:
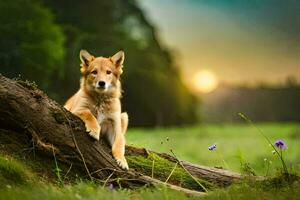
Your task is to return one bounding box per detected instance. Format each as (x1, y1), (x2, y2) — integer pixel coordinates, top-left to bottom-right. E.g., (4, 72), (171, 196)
(74, 110), (101, 140)
(121, 112), (128, 135)
(112, 117), (128, 170)
(102, 122), (115, 146)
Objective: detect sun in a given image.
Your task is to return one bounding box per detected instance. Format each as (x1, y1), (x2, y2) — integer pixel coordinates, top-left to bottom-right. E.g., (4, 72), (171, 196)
(192, 70), (218, 93)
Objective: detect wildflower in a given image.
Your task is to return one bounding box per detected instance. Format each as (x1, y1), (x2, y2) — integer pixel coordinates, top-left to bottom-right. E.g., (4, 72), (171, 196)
(274, 139), (287, 149)
(208, 144), (217, 151)
(108, 183), (114, 191)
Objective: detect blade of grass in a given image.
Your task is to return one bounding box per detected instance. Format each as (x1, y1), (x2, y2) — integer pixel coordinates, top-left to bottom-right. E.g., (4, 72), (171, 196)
(239, 113), (288, 174)
(151, 159), (155, 179)
(170, 150), (208, 192)
(165, 162), (178, 183)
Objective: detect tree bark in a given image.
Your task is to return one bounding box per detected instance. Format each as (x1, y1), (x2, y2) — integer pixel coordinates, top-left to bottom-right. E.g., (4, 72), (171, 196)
(0, 74), (247, 195)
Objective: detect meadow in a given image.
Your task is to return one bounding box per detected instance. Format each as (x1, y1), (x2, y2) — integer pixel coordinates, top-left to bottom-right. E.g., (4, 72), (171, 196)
(127, 123), (300, 175)
(0, 123), (299, 199)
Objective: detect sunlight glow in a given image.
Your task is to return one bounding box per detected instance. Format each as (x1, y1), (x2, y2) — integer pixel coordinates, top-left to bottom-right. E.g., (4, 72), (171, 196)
(192, 70), (218, 93)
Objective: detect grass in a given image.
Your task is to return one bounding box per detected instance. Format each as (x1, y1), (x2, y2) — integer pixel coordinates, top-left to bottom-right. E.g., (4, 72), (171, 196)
(203, 180), (300, 200)
(0, 178), (299, 200)
(127, 123), (300, 175)
(0, 155), (35, 187)
(0, 183), (201, 200)
(0, 123), (299, 199)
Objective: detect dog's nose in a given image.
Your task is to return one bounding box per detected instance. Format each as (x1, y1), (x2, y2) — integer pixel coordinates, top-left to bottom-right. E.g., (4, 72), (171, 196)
(97, 81), (106, 88)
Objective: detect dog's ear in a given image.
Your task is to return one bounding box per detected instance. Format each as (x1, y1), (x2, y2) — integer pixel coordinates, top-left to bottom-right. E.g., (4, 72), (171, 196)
(80, 49), (94, 66)
(111, 50), (125, 67)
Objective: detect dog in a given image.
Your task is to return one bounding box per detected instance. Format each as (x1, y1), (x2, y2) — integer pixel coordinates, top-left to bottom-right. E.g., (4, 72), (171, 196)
(64, 49), (129, 170)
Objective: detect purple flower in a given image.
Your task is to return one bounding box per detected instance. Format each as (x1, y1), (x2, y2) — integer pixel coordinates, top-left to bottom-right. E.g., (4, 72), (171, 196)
(274, 139), (287, 149)
(108, 183), (114, 190)
(208, 144), (217, 151)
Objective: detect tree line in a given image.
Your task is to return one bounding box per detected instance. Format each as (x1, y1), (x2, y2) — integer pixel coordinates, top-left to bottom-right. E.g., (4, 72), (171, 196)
(202, 79), (300, 123)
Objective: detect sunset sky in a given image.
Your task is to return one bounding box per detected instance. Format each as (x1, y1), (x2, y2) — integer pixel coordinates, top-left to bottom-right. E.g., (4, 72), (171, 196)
(138, 0), (300, 86)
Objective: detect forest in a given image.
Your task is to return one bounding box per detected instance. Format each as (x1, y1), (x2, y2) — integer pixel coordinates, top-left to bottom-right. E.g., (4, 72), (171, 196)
(0, 0), (198, 127)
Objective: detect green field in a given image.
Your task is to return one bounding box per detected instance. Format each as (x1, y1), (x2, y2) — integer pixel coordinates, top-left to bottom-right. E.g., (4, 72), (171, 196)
(127, 123), (300, 175)
(0, 123), (299, 199)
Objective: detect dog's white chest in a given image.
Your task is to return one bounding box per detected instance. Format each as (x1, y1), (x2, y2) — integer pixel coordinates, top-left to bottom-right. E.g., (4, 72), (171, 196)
(97, 113), (106, 123)
(97, 112), (119, 124)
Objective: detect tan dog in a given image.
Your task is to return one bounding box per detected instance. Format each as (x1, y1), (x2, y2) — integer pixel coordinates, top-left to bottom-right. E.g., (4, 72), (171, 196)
(64, 49), (129, 170)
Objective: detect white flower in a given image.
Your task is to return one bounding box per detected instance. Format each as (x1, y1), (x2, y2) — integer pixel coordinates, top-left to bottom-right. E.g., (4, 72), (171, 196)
(272, 150), (276, 154)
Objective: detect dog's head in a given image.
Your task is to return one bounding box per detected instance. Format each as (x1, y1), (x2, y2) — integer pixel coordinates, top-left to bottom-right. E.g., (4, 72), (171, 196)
(79, 49), (125, 95)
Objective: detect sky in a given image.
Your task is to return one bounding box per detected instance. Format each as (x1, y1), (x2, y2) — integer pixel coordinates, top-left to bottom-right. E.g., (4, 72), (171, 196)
(138, 0), (300, 85)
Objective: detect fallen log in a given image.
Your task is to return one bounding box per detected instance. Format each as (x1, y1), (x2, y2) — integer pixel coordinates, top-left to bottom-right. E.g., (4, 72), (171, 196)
(126, 146), (242, 187)
(0, 74), (246, 195)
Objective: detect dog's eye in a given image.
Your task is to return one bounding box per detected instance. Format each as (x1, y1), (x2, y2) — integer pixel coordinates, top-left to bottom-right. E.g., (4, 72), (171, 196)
(106, 70), (112, 75)
(91, 70), (97, 75)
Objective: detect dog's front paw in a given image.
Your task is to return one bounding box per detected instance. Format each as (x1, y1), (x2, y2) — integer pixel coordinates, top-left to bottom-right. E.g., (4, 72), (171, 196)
(115, 157), (129, 170)
(85, 122), (100, 141)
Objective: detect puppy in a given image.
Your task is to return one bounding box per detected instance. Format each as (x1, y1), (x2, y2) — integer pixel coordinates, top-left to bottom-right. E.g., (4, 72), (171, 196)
(64, 49), (129, 170)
